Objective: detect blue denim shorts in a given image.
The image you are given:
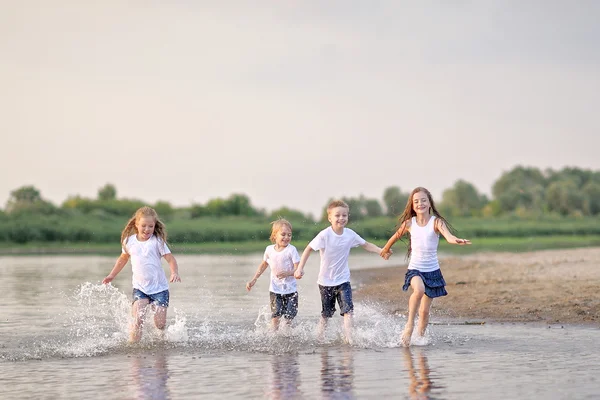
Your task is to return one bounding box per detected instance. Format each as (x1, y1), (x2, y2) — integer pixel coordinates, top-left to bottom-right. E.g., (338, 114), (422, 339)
(132, 288), (170, 307)
(319, 281), (353, 318)
(269, 291), (298, 319)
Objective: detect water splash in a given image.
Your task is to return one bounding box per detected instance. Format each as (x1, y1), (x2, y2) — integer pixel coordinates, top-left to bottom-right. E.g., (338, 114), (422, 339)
(2, 284), (475, 362)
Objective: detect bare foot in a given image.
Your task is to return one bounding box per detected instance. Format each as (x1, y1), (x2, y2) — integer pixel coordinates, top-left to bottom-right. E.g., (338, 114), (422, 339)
(401, 324), (414, 347)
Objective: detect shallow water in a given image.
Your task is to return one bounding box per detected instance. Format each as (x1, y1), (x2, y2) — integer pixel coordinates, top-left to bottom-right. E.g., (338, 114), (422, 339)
(0, 253), (598, 399)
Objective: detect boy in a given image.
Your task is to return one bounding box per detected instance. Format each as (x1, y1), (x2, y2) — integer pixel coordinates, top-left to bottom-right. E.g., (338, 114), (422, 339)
(294, 200), (384, 344)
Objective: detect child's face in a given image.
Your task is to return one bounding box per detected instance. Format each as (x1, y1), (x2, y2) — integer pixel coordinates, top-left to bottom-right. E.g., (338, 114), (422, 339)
(412, 191), (431, 215)
(135, 216), (156, 241)
(328, 206), (349, 230)
(275, 225), (292, 248)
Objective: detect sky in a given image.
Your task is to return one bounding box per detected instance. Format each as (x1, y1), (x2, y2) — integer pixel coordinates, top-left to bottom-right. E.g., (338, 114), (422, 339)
(2, 1), (599, 217)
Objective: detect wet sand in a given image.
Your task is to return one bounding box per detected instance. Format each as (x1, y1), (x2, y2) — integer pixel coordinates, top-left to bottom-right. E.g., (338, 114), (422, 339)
(353, 247), (600, 325)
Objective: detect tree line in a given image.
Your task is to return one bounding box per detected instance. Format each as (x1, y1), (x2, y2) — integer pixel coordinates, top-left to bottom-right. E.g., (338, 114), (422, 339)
(3, 165), (599, 220)
(1, 165), (599, 244)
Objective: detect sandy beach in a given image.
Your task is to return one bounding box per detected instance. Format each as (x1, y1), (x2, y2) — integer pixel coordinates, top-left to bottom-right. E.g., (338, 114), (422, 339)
(353, 247), (600, 325)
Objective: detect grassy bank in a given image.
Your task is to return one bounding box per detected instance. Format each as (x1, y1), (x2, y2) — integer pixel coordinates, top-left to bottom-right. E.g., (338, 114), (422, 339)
(1, 235), (599, 256)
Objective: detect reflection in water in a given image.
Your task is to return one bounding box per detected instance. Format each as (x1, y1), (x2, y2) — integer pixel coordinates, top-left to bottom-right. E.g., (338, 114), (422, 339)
(403, 348), (432, 400)
(321, 347), (355, 399)
(265, 353), (303, 399)
(131, 352), (170, 400)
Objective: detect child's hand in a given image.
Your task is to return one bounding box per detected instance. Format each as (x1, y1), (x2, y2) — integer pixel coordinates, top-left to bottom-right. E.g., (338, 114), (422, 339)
(246, 279), (256, 291)
(456, 238), (471, 245)
(294, 269), (304, 279)
(170, 272), (182, 283)
(380, 249), (392, 260)
(102, 275), (114, 285)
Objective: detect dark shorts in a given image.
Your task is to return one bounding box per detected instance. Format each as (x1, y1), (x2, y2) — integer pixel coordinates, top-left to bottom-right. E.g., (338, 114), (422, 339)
(403, 269), (448, 298)
(132, 288), (170, 307)
(319, 281), (353, 318)
(270, 291), (299, 319)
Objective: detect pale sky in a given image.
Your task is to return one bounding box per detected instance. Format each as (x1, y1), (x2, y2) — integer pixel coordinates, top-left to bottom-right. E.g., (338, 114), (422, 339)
(2, 1), (599, 217)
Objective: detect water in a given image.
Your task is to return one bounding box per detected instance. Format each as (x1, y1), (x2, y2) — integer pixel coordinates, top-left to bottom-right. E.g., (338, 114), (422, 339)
(0, 253), (598, 399)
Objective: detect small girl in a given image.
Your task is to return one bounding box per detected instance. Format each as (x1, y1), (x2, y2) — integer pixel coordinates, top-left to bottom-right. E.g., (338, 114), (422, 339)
(246, 218), (300, 331)
(102, 206), (181, 342)
(380, 187), (470, 347)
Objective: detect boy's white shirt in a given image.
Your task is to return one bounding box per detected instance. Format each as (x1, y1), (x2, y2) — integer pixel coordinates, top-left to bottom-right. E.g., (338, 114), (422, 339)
(263, 244), (300, 294)
(122, 234), (171, 295)
(308, 227), (366, 286)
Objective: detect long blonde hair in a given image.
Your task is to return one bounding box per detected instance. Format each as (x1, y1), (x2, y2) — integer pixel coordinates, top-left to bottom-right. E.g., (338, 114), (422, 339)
(121, 206), (168, 250)
(269, 218), (292, 243)
(397, 187), (455, 259)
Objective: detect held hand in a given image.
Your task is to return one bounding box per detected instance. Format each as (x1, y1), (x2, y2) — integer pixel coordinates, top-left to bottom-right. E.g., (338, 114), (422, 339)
(170, 272), (182, 283)
(380, 249), (392, 260)
(294, 269), (304, 279)
(456, 238), (472, 245)
(246, 280), (256, 291)
(102, 275), (114, 285)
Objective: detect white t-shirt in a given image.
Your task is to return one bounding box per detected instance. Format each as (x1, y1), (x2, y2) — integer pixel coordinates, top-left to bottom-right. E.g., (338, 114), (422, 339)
(308, 227), (366, 286)
(122, 234), (171, 295)
(263, 244), (301, 295)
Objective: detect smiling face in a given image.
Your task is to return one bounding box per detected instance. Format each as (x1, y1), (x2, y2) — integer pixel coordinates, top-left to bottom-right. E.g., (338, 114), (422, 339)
(412, 191), (431, 216)
(135, 216), (156, 241)
(328, 206), (349, 233)
(274, 225), (292, 249)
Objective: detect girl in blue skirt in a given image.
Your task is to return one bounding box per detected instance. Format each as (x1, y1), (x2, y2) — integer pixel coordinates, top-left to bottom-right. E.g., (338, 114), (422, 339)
(380, 187), (471, 346)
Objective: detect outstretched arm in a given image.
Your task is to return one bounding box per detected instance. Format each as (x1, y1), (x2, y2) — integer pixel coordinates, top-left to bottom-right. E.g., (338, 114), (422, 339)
(294, 246), (313, 279)
(163, 253), (181, 282)
(246, 260), (269, 291)
(361, 241), (383, 254)
(380, 221), (408, 259)
(102, 253), (130, 284)
(436, 219), (471, 245)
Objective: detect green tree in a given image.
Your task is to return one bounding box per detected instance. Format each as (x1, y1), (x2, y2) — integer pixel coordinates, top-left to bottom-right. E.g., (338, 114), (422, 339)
(5, 185), (56, 215)
(269, 207), (311, 222)
(582, 181), (600, 215)
(364, 199), (384, 218)
(441, 180), (487, 217)
(97, 183), (117, 201)
(154, 201), (174, 220)
(383, 186), (408, 217)
(492, 166), (546, 212)
(545, 180), (582, 215)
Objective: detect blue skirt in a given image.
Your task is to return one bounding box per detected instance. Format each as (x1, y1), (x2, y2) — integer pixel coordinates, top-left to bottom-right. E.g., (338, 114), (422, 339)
(403, 269), (448, 298)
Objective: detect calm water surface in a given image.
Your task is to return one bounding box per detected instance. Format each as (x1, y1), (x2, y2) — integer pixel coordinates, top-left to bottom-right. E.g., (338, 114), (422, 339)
(0, 253), (598, 399)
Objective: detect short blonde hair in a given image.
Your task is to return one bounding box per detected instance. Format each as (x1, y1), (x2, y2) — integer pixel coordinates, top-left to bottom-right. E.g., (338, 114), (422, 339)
(327, 200), (349, 214)
(269, 218), (293, 243)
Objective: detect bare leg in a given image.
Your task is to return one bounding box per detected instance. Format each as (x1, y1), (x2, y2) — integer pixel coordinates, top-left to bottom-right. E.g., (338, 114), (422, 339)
(343, 313), (354, 345)
(417, 296), (433, 337)
(402, 276), (425, 347)
(270, 316), (281, 332)
(317, 316), (328, 341)
(154, 305), (167, 339)
(130, 299), (150, 343)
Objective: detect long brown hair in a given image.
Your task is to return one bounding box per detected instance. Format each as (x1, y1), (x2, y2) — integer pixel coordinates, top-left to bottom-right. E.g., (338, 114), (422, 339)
(120, 206), (168, 251)
(397, 187), (455, 260)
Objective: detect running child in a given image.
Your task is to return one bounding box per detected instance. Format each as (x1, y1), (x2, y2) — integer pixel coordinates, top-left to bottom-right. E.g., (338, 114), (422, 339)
(246, 218), (300, 331)
(102, 206), (181, 342)
(380, 187), (470, 347)
(294, 200), (384, 344)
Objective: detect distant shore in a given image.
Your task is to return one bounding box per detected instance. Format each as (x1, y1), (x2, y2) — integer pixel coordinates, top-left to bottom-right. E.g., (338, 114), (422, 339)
(352, 247), (600, 325)
(2, 235), (600, 256)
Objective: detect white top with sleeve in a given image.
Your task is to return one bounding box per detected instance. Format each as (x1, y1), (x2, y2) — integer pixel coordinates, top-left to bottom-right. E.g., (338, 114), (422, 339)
(308, 227), (366, 286)
(122, 234), (171, 295)
(263, 244), (301, 294)
(408, 216), (440, 272)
